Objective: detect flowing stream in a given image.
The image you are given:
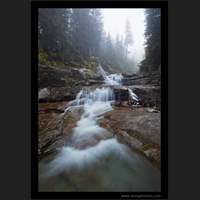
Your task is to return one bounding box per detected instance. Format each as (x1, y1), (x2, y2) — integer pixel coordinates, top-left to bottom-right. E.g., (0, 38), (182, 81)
(39, 65), (160, 192)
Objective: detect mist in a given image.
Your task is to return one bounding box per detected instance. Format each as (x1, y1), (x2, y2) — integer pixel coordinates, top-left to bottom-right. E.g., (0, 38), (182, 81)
(101, 9), (146, 64)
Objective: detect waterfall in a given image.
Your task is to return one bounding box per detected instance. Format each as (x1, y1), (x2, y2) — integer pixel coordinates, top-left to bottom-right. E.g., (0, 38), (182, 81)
(76, 87), (114, 105)
(128, 88), (139, 103)
(98, 64), (108, 78)
(39, 64), (161, 193)
(50, 64), (140, 175)
(49, 84), (125, 176)
(98, 64), (123, 86)
(75, 90), (83, 105)
(98, 64), (139, 103)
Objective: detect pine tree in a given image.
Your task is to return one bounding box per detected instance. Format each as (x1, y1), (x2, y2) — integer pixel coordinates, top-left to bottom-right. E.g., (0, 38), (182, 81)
(124, 20), (133, 57)
(71, 9), (91, 59)
(88, 9), (103, 56)
(140, 9), (161, 73)
(38, 8), (72, 62)
(38, 8), (137, 73)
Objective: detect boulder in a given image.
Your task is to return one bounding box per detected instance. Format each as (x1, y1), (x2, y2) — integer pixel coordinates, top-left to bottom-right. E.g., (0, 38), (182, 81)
(38, 65), (104, 102)
(112, 86), (129, 101)
(111, 85), (160, 109)
(38, 87), (80, 102)
(129, 85), (161, 109)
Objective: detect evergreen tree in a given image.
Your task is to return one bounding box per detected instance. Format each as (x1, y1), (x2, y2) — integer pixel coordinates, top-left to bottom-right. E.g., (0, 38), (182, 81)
(140, 9), (161, 73)
(88, 9), (103, 56)
(38, 9), (71, 55)
(115, 34), (125, 60)
(124, 20), (133, 57)
(70, 9), (91, 59)
(38, 8), (73, 64)
(38, 8), (137, 74)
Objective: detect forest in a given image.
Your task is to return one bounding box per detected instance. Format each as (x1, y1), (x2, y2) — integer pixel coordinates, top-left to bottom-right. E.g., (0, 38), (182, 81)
(38, 8), (160, 74)
(38, 8), (161, 192)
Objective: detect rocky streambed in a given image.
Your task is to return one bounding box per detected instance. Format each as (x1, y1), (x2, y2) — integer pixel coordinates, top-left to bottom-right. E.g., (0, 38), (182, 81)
(38, 101), (161, 168)
(38, 64), (161, 191)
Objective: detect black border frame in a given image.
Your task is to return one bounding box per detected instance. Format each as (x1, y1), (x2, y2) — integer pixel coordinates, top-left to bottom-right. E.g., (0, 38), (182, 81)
(31, 1), (168, 199)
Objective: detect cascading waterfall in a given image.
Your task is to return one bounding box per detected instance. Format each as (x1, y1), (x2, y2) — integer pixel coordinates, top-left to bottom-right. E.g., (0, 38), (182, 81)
(128, 88), (139, 103)
(98, 64), (139, 103)
(39, 64), (160, 192)
(51, 82), (121, 175)
(54, 65), (140, 169)
(48, 65), (135, 173)
(76, 87), (114, 105)
(47, 65), (141, 173)
(98, 64), (123, 86)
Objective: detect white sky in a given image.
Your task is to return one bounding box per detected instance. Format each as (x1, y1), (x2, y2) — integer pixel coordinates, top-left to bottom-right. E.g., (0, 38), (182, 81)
(101, 9), (146, 63)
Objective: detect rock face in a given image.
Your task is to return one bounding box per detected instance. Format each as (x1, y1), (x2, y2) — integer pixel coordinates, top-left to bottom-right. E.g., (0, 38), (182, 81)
(38, 102), (65, 160)
(129, 85), (160, 109)
(111, 85), (160, 109)
(38, 102), (86, 160)
(121, 72), (161, 109)
(122, 72), (161, 86)
(38, 65), (104, 102)
(98, 107), (161, 168)
(39, 87), (79, 102)
(38, 65), (160, 108)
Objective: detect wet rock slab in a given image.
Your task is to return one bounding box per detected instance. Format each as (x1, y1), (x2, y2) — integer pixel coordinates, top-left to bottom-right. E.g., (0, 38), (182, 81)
(38, 111), (64, 160)
(111, 85), (160, 109)
(97, 107), (161, 168)
(38, 102), (83, 160)
(38, 64), (104, 103)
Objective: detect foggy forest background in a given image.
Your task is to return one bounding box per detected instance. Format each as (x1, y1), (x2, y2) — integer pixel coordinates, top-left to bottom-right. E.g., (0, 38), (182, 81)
(38, 8), (160, 75)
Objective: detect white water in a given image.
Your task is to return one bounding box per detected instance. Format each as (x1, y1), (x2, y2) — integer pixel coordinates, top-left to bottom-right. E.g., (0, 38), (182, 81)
(98, 64), (123, 86)
(48, 138), (128, 176)
(52, 65), (140, 170)
(52, 77), (117, 175)
(128, 88), (139, 102)
(39, 64), (160, 192)
(98, 64), (139, 103)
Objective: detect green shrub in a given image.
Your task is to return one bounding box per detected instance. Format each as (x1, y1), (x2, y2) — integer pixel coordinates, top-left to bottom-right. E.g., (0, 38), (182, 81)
(38, 49), (66, 68)
(38, 49), (50, 65)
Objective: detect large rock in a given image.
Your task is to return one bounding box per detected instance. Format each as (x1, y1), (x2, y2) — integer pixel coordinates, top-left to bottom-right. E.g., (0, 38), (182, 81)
(122, 72), (161, 86)
(38, 65), (104, 102)
(98, 107), (161, 168)
(38, 102), (85, 160)
(38, 102), (78, 159)
(129, 85), (160, 109)
(112, 86), (129, 101)
(38, 103), (65, 160)
(38, 87), (80, 102)
(111, 85), (160, 109)
(39, 64), (103, 88)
